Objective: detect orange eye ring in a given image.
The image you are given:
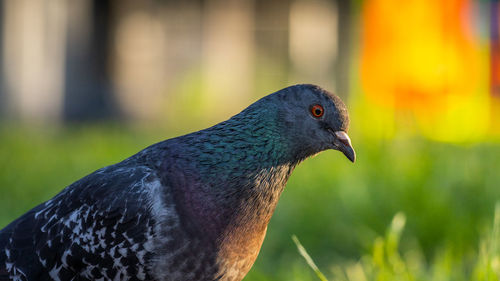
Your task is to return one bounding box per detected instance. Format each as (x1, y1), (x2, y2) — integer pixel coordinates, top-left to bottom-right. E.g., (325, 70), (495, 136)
(310, 104), (324, 118)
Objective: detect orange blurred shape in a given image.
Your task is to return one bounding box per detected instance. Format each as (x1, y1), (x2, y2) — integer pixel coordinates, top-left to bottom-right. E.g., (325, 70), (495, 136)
(360, 0), (480, 112)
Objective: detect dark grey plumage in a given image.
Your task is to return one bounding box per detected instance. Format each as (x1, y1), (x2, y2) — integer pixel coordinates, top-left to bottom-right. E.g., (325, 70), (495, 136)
(0, 84), (355, 281)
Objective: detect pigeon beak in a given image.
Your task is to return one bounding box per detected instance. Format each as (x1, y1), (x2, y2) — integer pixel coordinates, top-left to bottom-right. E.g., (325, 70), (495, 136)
(333, 131), (355, 163)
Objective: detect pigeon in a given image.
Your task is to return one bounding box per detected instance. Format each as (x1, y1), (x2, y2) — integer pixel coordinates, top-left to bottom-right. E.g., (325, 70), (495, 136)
(0, 84), (355, 281)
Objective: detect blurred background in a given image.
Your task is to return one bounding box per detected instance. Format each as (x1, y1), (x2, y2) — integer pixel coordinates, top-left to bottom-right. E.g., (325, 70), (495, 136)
(1, 0), (500, 280)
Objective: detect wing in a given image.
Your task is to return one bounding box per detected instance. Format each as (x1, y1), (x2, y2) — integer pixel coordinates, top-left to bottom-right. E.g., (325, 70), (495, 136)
(0, 163), (161, 281)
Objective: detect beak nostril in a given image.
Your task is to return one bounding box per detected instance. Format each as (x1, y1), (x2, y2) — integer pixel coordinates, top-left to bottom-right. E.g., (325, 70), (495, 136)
(334, 131), (352, 147)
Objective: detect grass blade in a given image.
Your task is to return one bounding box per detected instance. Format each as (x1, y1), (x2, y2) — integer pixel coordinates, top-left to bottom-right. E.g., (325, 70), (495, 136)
(292, 235), (329, 281)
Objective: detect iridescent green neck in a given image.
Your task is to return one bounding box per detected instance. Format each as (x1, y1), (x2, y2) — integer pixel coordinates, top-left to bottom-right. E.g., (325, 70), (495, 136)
(180, 101), (298, 183)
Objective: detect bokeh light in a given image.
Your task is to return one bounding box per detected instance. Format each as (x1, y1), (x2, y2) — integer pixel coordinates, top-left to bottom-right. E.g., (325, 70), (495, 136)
(360, 0), (490, 142)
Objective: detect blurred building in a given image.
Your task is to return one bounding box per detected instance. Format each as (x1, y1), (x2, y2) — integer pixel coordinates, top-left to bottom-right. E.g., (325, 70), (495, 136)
(0, 0), (350, 124)
(2, 0), (498, 142)
(1, 0), (115, 122)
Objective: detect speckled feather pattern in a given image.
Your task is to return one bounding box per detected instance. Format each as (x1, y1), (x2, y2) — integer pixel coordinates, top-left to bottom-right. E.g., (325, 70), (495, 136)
(0, 84), (351, 281)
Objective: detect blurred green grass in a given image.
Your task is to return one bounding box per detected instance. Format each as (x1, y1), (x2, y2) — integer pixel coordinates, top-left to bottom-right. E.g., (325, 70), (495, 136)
(293, 209), (500, 281)
(0, 125), (499, 280)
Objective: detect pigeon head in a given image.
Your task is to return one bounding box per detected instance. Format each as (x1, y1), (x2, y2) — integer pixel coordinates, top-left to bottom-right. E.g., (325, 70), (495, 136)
(180, 84), (354, 177)
(268, 84), (355, 162)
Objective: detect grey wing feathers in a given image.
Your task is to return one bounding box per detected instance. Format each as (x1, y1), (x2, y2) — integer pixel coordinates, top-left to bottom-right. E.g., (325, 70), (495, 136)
(0, 164), (160, 281)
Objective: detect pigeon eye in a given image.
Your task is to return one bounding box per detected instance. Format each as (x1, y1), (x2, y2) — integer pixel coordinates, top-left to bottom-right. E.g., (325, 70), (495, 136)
(310, 104), (324, 118)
